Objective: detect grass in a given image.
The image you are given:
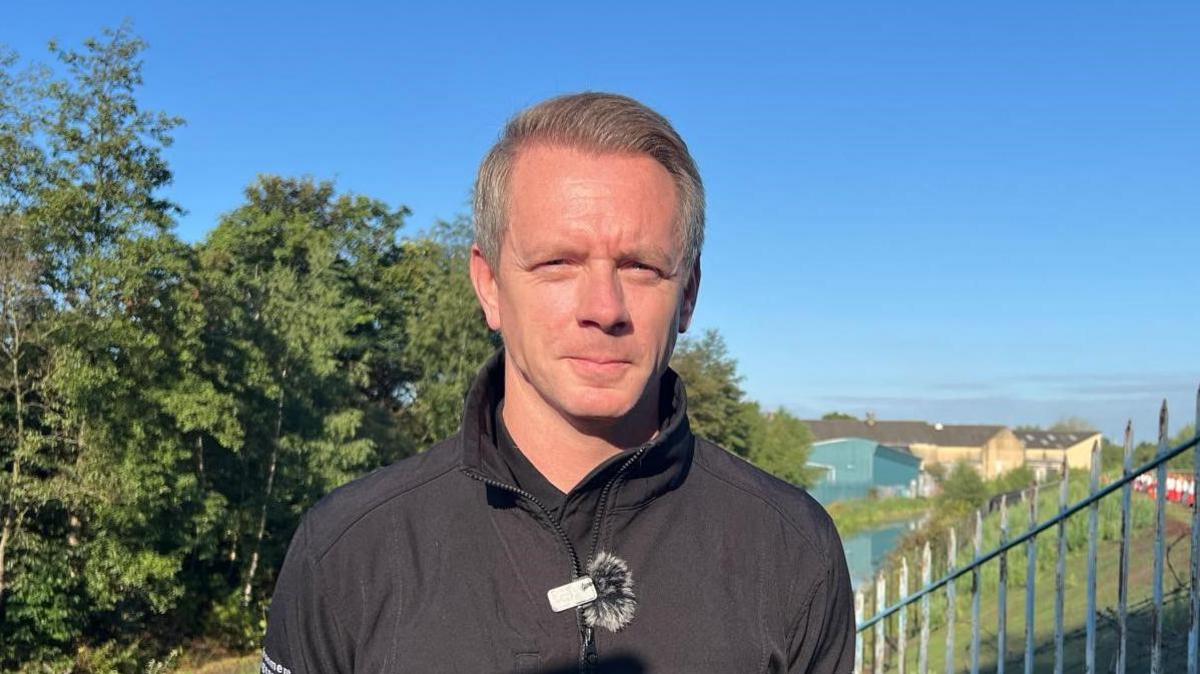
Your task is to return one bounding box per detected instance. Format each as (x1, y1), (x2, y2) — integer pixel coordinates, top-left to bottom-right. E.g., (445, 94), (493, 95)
(177, 655), (258, 674)
(829, 496), (932, 539)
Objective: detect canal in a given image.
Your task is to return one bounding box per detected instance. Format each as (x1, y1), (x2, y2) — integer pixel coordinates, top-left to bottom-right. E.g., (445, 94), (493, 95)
(842, 515), (925, 590)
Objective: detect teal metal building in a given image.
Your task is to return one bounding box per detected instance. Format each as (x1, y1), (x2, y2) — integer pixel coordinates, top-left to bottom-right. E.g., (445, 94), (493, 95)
(806, 438), (923, 505)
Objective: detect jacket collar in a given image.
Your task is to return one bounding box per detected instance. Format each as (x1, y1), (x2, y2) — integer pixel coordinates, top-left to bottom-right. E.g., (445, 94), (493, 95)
(458, 349), (694, 511)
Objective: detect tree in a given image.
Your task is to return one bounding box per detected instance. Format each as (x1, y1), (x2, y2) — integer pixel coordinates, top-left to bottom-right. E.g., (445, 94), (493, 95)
(1049, 416), (1097, 433)
(0, 25), (204, 670)
(670, 330), (754, 457)
(746, 406), (819, 487)
(990, 464), (1035, 494)
(924, 461), (947, 485)
(195, 176), (411, 614)
(390, 217), (498, 450)
(0, 26), (508, 669)
(821, 411), (857, 421)
(938, 460), (987, 515)
(1015, 417), (1097, 434)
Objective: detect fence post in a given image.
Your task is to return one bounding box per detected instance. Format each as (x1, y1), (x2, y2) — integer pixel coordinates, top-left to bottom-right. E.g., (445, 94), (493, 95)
(876, 572), (886, 674)
(1190, 385), (1200, 674)
(920, 541), (931, 674)
(971, 510), (982, 674)
(1086, 440), (1101, 674)
(900, 557), (908, 674)
(1151, 401), (1168, 674)
(1025, 483), (1038, 674)
(946, 527), (957, 674)
(1054, 454), (1068, 674)
(998, 495), (1009, 674)
(855, 589), (864, 674)
(1118, 421), (1133, 674)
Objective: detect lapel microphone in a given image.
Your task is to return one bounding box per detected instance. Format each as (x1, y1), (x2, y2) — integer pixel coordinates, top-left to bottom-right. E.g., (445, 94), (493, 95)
(546, 551), (637, 632)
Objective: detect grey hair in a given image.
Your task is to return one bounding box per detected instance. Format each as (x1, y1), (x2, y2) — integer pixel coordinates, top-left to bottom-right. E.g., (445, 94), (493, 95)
(473, 92), (705, 274)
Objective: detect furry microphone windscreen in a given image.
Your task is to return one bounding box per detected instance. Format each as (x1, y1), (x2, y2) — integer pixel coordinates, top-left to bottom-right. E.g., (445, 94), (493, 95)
(582, 551), (637, 632)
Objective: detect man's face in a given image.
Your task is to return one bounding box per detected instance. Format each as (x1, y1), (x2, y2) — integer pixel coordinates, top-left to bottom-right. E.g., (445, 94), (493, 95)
(471, 143), (700, 427)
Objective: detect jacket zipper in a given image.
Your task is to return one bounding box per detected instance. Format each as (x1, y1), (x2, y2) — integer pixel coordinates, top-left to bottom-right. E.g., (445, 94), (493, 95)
(461, 445), (647, 673)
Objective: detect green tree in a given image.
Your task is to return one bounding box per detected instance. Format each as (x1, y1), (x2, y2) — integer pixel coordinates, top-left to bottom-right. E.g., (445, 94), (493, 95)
(0, 25), (212, 670)
(0, 25), (505, 669)
(990, 464), (1035, 494)
(821, 411), (857, 421)
(1049, 416), (1097, 433)
(195, 176), (408, 613)
(938, 460), (988, 515)
(1130, 423), (1197, 470)
(391, 217), (498, 450)
(746, 406), (819, 487)
(924, 462), (947, 485)
(670, 329), (754, 456)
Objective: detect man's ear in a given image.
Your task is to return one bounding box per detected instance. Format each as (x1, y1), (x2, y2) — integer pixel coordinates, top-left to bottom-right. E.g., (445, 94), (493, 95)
(469, 245), (502, 331)
(678, 257), (701, 333)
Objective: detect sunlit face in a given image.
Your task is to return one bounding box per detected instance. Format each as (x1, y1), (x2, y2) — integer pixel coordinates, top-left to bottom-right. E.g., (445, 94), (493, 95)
(471, 144), (700, 428)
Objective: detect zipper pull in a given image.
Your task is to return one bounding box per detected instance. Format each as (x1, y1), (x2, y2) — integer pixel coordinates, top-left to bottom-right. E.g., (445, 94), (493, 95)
(583, 627), (598, 669)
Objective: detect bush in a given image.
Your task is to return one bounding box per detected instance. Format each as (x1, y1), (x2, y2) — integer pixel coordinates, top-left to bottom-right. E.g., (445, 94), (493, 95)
(205, 592), (267, 653)
(938, 461), (988, 515)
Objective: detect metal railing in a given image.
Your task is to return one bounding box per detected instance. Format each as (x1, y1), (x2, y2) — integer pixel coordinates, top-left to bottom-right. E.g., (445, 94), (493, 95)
(853, 386), (1200, 673)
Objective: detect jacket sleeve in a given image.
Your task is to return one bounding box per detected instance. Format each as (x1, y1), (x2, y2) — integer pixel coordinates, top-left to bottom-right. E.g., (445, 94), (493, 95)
(788, 532), (856, 673)
(261, 516), (354, 674)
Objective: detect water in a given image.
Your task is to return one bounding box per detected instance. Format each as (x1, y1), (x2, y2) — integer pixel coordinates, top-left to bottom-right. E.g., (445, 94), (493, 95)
(842, 517), (923, 590)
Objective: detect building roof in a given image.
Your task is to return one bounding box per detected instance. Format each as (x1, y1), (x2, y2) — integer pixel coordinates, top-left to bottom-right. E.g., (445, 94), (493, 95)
(1017, 429), (1101, 450)
(877, 443), (923, 466)
(804, 419), (1007, 447)
(811, 437), (918, 457)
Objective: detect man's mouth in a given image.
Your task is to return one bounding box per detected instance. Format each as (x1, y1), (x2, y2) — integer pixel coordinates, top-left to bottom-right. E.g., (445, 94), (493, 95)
(565, 356), (632, 376)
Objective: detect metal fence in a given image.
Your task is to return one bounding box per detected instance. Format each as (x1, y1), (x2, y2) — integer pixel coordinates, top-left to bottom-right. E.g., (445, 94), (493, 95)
(853, 386), (1200, 673)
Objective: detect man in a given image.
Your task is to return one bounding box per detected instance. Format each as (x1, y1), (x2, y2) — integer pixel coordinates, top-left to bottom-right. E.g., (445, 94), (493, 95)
(263, 92), (855, 673)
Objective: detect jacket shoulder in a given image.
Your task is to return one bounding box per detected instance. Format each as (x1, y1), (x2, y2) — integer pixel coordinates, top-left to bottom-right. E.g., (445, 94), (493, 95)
(298, 435), (462, 562)
(691, 438), (842, 564)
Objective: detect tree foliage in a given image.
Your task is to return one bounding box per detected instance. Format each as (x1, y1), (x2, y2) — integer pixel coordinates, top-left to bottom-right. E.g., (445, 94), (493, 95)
(0, 29), (500, 671)
(670, 329), (815, 486)
(0, 25), (814, 671)
(745, 406), (820, 488)
(937, 460), (988, 516)
(670, 329), (755, 457)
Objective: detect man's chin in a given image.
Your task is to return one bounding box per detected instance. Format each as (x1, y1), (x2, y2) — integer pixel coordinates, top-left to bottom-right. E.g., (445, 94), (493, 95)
(556, 388), (643, 425)
(561, 401), (636, 425)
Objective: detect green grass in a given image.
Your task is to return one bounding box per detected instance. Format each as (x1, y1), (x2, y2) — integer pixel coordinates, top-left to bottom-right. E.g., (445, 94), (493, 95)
(861, 479), (1194, 673)
(829, 496), (932, 539)
(177, 655), (258, 674)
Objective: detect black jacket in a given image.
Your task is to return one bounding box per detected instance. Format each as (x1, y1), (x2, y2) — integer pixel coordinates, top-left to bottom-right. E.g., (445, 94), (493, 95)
(263, 352), (855, 673)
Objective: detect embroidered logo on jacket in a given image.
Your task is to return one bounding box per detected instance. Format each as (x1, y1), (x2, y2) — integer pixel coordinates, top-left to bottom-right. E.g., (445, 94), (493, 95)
(260, 649), (293, 674)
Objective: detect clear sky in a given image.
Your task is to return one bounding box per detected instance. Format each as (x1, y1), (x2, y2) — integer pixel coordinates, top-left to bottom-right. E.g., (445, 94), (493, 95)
(7, 2), (1198, 443)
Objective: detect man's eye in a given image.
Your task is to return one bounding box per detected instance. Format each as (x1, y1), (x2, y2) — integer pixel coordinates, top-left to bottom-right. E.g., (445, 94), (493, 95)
(541, 259), (569, 267)
(624, 262), (661, 275)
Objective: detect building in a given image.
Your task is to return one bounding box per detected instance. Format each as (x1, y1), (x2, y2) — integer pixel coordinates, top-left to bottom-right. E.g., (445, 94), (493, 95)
(806, 438), (923, 504)
(803, 418), (1025, 480)
(1018, 429), (1102, 481)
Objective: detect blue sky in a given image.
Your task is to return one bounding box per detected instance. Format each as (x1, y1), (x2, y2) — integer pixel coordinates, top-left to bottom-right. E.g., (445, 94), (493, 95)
(6, 2), (1198, 443)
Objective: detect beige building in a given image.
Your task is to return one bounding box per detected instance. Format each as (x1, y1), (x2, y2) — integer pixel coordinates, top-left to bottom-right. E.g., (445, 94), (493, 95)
(1018, 430), (1102, 481)
(803, 418), (1025, 480)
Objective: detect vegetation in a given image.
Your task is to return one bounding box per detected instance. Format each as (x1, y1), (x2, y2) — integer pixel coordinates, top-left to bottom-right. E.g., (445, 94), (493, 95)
(0, 27), (817, 671)
(671, 330), (818, 487)
(865, 467), (1190, 672)
(1015, 416), (1098, 434)
(827, 497), (930, 539)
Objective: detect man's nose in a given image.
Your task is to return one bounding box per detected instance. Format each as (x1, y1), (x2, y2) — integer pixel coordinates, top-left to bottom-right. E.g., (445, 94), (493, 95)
(576, 266), (631, 334)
